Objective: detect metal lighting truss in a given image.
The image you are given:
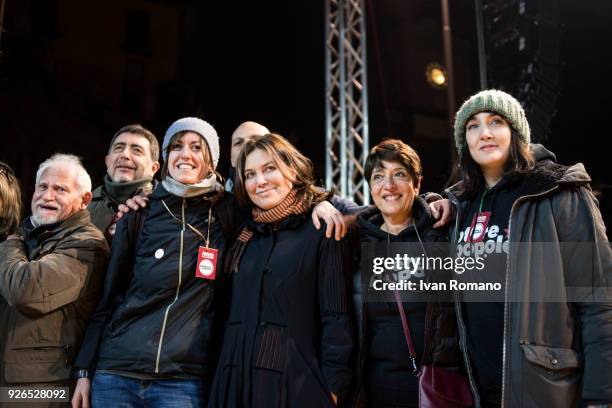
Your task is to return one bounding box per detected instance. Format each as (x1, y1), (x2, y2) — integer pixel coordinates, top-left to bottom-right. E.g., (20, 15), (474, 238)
(325, 0), (370, 205)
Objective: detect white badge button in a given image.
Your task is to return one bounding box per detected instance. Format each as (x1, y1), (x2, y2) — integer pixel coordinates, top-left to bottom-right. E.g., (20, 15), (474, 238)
(154, 248), (165, 259)
(199, 259), (214, 276)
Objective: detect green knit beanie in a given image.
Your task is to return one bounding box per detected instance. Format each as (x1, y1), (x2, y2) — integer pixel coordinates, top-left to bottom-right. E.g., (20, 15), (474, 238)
(453, 89), (530, 155)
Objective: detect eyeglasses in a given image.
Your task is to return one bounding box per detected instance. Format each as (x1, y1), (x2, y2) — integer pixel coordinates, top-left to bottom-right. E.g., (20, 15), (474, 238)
(370, 172), (412, 185)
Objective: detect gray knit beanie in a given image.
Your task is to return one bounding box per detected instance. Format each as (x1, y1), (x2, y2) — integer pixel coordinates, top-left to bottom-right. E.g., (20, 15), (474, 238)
(453, 89), (530, 155)
(162, 117), (220, 169)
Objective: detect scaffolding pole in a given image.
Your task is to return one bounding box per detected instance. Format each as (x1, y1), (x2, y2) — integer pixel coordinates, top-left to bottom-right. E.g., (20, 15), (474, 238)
(325, 0), (370, 205)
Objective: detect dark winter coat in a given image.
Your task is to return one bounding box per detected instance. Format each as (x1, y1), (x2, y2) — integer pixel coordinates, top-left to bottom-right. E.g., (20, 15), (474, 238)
(87, 178), (156, 240)
(74, 185), (240, 380)
(209, 213), (354, 408)
(351, 197), (459, 407)
(447, 154), (612, 407)
(0, 210), (108, 384)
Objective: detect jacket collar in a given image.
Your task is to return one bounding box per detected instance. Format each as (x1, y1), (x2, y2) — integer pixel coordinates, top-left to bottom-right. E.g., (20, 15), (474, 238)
(21, 210), (91, 246)
(445, 159), (591, 203)
(356, 196), (433, 241)
(92, 176), (155, 205)
(247, 213), (308, 235)
(149, 182), (224, 203)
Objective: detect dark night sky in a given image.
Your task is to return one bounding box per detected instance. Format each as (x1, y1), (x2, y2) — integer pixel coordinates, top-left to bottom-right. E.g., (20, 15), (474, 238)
(0, 0), (610, 224)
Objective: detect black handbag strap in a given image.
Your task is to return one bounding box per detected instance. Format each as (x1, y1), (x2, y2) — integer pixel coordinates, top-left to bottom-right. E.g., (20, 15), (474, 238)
(393, 289), (420, 375)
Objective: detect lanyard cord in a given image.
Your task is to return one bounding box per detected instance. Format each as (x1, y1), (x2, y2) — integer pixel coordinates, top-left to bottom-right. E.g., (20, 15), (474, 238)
(478, 188), (489, 213)
(468, 188), (490, 242)
(205, 206), (212, 247)
(161, 199), (212, 247)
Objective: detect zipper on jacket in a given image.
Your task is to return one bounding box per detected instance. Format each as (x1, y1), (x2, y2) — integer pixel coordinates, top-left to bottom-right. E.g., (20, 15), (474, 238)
(446, 190), (482, 408)
(412, 223), (439, 367)
(155, 199), (187, 373)
(500, 185), (558, 408)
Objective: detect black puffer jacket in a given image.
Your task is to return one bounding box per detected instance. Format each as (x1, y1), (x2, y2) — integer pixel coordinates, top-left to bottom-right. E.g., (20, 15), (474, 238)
(447, 152), (612, 407)
(351, 197), (460, 407)
(74, 184), (241, 379)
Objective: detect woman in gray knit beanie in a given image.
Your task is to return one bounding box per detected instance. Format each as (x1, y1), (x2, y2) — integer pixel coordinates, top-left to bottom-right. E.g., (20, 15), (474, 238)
(72, 118), (355, 408)
(73, 117), (231, 407)
(444, 89), (612, 407)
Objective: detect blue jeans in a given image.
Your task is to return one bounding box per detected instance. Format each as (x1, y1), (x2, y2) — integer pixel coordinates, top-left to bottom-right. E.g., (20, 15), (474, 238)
(91, 372), (208, 408)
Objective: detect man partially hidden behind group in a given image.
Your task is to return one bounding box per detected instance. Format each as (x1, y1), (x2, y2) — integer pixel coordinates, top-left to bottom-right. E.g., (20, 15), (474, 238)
(88, 124), (160, 240)
(226, 121), (269, 192)
(0, 154), (108, 407)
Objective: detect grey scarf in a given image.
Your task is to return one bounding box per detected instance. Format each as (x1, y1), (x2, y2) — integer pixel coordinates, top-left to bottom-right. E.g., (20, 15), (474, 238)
(161, 173), (222, 198)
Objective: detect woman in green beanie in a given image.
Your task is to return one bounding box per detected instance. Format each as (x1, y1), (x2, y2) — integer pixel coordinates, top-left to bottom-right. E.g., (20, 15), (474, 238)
(446, 89), (612, 408)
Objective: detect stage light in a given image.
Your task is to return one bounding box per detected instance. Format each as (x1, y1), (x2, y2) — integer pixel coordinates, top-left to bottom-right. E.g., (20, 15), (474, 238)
(425, 63), (447, 89)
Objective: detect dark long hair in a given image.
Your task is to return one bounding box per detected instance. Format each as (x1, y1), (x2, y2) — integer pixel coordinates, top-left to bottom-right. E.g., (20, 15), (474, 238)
(457, 128), (534, 192)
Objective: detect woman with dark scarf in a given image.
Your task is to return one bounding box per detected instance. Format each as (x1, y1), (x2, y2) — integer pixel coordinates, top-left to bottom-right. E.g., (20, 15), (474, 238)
(209, 133), (353, 408)
(351, 140), (462, 407)
(447, 89), (612, 408)
(0, 161), (22, 243)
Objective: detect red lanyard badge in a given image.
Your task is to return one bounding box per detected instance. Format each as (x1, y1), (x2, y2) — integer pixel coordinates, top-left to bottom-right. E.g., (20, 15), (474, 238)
(467, 211), (491, 242)
(196, 246), (218, 280)
(194, 205), (217, 280)
(467, 190), (491, 243)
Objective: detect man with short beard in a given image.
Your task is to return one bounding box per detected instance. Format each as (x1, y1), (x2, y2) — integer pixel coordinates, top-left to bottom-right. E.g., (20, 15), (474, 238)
(0, 154), (108, 402)
(88, 124), (160, 240)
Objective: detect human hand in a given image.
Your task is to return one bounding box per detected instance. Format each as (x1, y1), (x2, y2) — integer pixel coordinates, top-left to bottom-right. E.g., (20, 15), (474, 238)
(71, 378), (91, 408)
(115, 195), (149, 221)
(429, 198), (453, 228)
(312, 201), (346, 240)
